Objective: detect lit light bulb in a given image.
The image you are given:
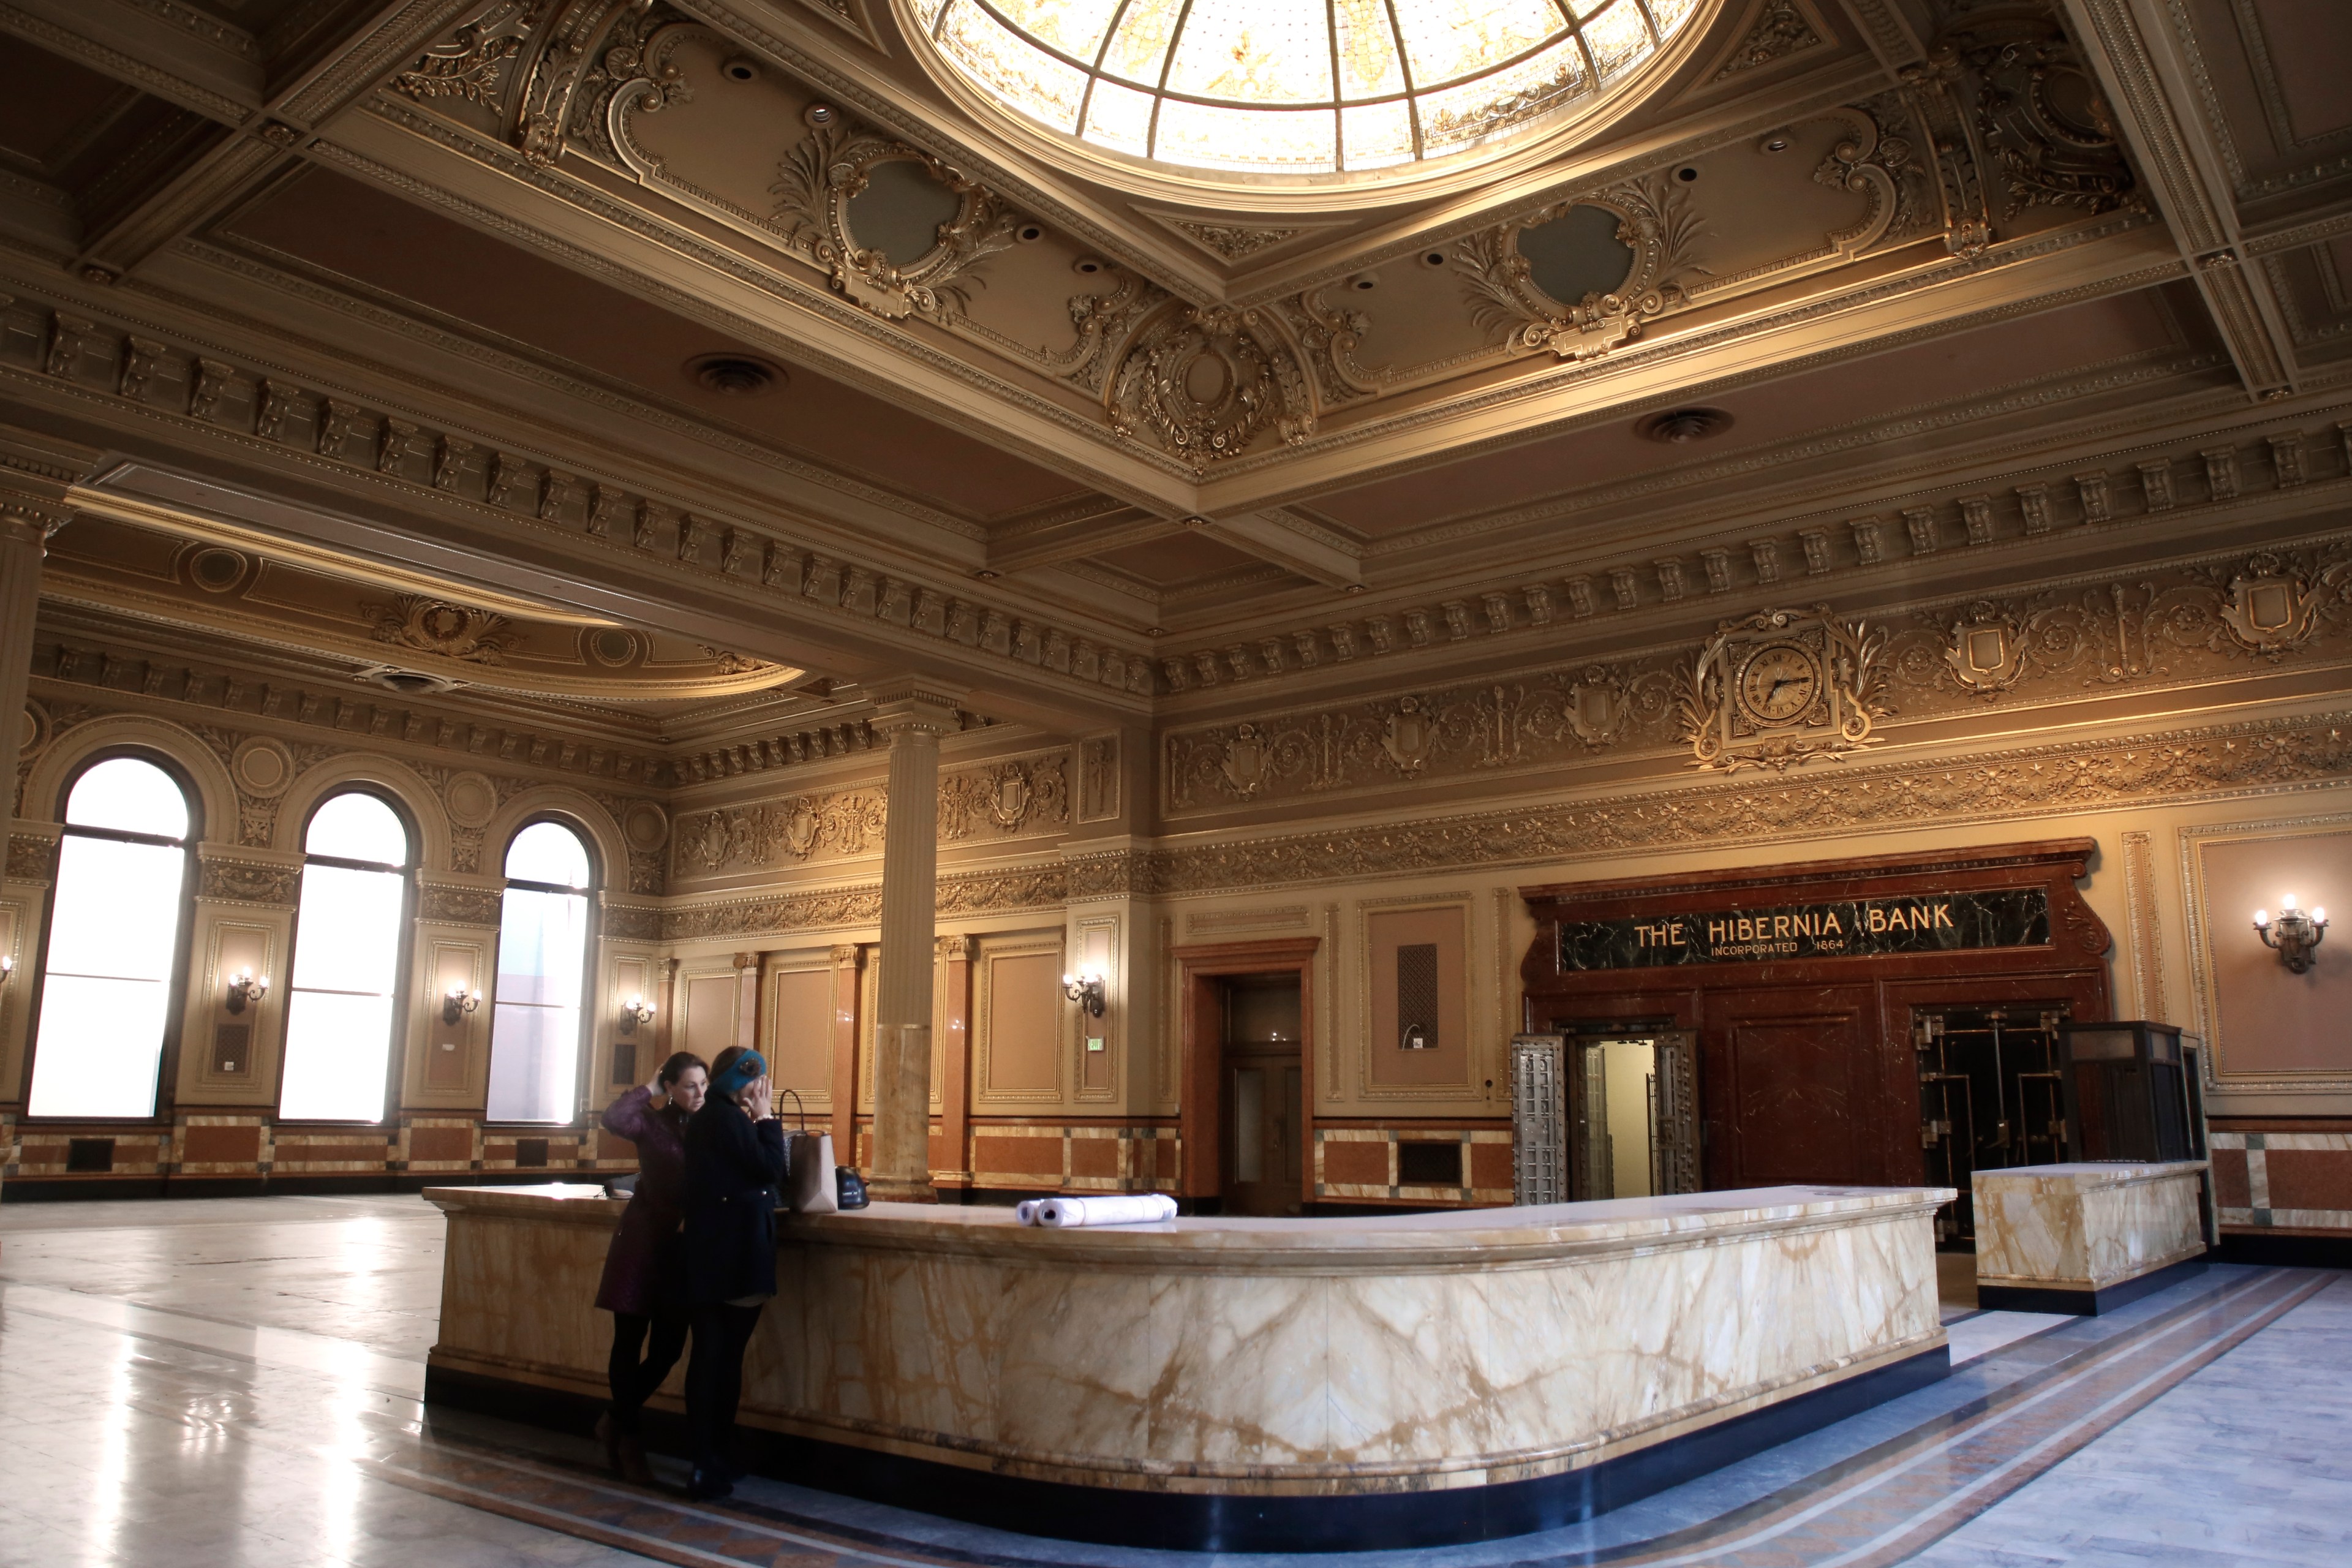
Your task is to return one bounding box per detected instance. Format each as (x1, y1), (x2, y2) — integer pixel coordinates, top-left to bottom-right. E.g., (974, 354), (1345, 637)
(2254, 909), (2270, 927)
(2316, 907), (2329, 924)
(2282, 894), (2298, 911)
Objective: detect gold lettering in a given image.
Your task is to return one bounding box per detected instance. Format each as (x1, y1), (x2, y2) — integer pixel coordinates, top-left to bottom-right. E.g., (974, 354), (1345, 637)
(1708, 921), (1727, 944)
(1826, 911), (1842, 933)
(1774, 915), (1790, 938)
(1868, 907), (1887, 933)
(1936, 903), (1954, 929)
(1669, 922), (1685, 946)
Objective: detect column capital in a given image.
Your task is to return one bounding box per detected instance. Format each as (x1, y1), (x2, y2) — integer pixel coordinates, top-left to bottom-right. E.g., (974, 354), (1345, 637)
(935, 933), (974, 962)
(866, 676), (966, 738)
(0, 501), (70, 547)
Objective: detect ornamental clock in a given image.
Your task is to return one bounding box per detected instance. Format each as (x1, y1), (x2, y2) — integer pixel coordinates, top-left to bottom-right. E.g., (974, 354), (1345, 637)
(1679, 607), (1888, 772)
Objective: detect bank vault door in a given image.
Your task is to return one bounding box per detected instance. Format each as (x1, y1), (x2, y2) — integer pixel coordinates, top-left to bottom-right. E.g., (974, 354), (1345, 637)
(1916, 1006), (2070, 1243)
(1567, 1032), (1699, 1200)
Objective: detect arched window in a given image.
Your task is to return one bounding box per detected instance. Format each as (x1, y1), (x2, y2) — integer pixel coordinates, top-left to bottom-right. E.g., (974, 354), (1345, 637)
(27, 755), (195, 1118)
(484, 819), (594, 1123)
(277, 792), (413, 1122)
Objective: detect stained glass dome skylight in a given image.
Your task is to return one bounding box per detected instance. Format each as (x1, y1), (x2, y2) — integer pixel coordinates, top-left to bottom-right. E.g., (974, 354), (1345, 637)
(912, 0), (1703, 178)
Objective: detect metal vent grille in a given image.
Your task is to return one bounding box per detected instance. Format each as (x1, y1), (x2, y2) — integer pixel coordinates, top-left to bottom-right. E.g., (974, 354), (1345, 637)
(1510, 1036), (1567, 1205)
(1396, 942), (1438, 1049)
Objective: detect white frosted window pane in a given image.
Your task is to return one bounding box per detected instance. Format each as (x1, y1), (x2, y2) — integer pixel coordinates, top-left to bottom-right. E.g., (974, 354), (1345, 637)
(1419, 37), (1589, 154)
(487, 1001), (582, 1123)
(64, 757), (188, 839)
(1165, 0), (1332, 104)
(503, 821), (592, 888)
(1082, 77), (1156, 152)
(1394, 0), (1563, 91)
(1647, 0), (1697, 29)
(1333, 0), (1408, 100)
(306, 793), (409, 867)
(1155, 100), (1336, 171)
(279, 992), (394, 1121)
(1343, 99), (1417, 167)
(290, 864), (404, 995)
(26, 974), (167, 1118)
(993, 0), (1125, 62)
(485, 886), (588, 1123)
(1099, 0), (1180, 83)
(44, 835), (183, 980)
(940, 0), (1090, 130)
(1583, 0), (1654, 80)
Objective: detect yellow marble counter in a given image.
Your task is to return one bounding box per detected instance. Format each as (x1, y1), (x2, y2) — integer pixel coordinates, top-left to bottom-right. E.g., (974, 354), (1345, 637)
(427, 1182), (1950, 1528)
(1973, 1161), (2208, 1314)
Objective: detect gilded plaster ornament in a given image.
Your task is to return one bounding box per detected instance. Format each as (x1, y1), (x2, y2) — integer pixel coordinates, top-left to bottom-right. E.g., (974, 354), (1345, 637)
(2215, 552), (2347, 659)
(1106, 306), (1314, 468)
(772, 118), (1020, 321)
(363, 597), (513, 665)
(393, 0), (546, 107)
(1381, 698), (1433, 775)
(1456, 174), (1705, 361)
(1944, 600), (2034, 696)
(1679, 607), (1889, 772)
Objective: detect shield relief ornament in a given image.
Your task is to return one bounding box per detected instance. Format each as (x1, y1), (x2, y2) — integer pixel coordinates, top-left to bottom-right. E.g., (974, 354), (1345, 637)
(1221, 723), (1268, 797)
(1381, 696), (1431, 774)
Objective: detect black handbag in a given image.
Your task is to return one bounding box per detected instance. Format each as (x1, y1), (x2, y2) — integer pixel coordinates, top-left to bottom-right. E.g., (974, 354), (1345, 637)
(834, 1167), (869, 1209)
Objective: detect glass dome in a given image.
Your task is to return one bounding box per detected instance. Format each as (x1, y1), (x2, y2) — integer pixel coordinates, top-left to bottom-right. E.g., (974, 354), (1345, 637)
(913, 0), (1703, 178)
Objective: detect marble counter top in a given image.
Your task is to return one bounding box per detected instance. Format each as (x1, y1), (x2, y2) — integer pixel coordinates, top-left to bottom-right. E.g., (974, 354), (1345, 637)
(426, 1180), (1953, 1541)
(1974, 1160), (2209, 1313)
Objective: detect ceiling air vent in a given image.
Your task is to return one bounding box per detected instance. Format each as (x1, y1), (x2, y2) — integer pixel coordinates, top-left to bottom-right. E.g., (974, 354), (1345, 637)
(1636, 408), (1735, 445)
(686, 353), (785, 397)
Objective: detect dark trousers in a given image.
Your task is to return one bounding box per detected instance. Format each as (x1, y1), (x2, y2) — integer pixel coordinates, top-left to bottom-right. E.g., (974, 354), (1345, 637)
(685, 1302), (764, 1473)
(606, 1308), (689, 1434)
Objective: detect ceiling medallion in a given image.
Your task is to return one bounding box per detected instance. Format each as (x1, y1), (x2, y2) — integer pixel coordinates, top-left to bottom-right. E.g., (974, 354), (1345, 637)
(1677, 606), (1889, 773)
(687, 353), (786, 395)
(894, 0), (1722, 206)
(774, 116), (1019, 320)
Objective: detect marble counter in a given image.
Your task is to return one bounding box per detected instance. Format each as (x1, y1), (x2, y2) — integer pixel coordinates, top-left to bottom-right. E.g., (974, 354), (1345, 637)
(426, 1183), (1953, 1548)
(1973, 1161), (2208, 1315)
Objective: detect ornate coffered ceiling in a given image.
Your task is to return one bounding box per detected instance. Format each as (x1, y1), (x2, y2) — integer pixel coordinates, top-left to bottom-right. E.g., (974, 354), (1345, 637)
(0, 0), (2346, 731)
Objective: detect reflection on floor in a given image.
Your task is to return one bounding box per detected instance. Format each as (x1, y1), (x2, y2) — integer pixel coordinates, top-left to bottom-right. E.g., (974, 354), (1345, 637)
(0, 1196), (2343, 1567)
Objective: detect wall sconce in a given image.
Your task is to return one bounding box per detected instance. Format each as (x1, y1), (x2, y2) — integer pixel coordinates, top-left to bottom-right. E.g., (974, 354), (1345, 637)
(0, 953), (13, 985)
(619, 994), (656, 1035)
(225, 967), (268, 1014)
(2253, 895), (2329, 974)
(442, 985), (483, 1025)
(1062, 968), (1106, 1017)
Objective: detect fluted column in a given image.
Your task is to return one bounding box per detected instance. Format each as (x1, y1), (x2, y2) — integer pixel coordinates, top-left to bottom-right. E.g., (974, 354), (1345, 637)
(867, 681), (962, 1202)
(0, 503), (65, 908)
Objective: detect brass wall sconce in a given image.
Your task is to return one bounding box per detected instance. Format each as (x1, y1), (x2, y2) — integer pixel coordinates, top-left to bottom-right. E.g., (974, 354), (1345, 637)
(442, 985), (483, 1025)
(1062, 968), (1106, 1017)
(225, 967), (268, 1014)
(619, 994), (656, 1035)
(2253, 894), (2328, 974)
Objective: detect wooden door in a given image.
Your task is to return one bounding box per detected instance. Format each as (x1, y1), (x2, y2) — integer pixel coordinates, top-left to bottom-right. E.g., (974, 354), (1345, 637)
(1706, 987), (1879, 1187)
(1223, 1045), (1302, 1216)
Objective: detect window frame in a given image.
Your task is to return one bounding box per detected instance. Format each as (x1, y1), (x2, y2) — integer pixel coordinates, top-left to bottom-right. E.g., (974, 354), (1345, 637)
(274, 786), (420, 1126)
(21, 747), (203, 1125)
(483, 813), (601, 1128)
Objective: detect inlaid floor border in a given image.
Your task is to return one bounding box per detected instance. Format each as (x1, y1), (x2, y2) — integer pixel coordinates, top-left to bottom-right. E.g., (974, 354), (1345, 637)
(354, 1267), (2332, 1567)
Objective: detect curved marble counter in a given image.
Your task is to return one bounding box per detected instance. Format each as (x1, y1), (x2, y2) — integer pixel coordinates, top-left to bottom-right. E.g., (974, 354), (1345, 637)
(425, 1183), (1953, 1548)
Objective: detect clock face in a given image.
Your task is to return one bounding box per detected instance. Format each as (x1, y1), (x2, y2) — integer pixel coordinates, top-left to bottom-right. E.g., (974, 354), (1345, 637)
(1736, 642), (1820, 724)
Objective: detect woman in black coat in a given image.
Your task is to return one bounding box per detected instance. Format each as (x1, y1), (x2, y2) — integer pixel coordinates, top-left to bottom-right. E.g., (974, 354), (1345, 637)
(680, 1043), (786, 1500)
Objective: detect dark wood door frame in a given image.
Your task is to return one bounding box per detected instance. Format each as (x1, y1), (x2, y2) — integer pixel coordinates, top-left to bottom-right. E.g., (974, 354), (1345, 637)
(1519, 840), (2113, 1190)
(1172, 938), (1320, 1205)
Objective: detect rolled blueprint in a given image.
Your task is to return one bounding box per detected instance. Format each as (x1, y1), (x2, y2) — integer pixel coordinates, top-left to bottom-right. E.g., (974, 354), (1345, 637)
(1034, 1194), (1178, 1228)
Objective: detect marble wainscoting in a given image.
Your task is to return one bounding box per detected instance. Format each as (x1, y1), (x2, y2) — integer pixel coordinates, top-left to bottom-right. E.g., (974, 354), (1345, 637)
(425, 1183), (1952, 1550)
(1973, 1160), (2210, 1315)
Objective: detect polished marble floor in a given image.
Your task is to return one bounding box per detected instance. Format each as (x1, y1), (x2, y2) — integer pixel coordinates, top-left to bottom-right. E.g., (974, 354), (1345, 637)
(0, 1193), (2342, 1567)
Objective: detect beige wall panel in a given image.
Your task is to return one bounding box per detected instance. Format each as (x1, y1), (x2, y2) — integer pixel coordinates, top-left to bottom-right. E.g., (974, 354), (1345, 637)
(978, 944), (1064, 1102)
(1364, 903), (1472, 1094)
(406, 933), (491, 1107)
(680, 971), (739, 1063)
(2188, 821), (2352, 1086)
(178, 909), (288, 1106)
(767, 963), (835, 1108)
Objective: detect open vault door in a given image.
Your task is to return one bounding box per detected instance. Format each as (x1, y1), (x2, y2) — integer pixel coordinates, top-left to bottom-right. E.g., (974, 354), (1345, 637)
(1567, 1031), (1700, 1200)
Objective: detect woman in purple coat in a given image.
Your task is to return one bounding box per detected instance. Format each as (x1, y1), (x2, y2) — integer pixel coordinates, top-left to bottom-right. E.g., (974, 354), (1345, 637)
(594, 1049), (705, 1480)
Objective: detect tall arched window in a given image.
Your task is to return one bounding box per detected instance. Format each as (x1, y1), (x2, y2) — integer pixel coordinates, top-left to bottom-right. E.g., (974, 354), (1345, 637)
(485, 820), (594, 1123)
(28, 755), (195, 1118)
(278, 792), (413, 1122)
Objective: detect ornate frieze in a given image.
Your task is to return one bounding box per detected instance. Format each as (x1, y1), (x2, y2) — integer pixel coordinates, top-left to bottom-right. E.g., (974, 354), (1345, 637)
(671, 753), (1069, 876)
(660, 862), (1065, 940)
(1676, 608), (1890, 773)
(418, 881), (503, 925)
(199, 858), (300, 905)
(6, 832), (57, 883)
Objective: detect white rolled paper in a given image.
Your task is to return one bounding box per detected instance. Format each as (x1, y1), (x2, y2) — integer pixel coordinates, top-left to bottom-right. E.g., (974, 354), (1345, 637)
(1034, 1194), (1178, 1228)
(1014, 1199), (1042, 1226)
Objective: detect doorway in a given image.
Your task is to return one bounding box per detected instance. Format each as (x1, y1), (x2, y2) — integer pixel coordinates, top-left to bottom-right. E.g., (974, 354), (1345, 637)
(1222, 974), (1303, 1216)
